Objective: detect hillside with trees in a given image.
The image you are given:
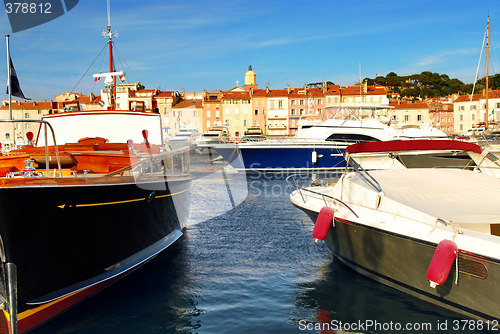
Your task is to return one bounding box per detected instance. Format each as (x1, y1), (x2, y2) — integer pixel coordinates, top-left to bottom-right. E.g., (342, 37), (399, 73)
(307, 72), (500, 99)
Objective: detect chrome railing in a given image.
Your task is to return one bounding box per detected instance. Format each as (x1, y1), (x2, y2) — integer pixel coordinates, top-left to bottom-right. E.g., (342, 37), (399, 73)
(286, 173), (358, 218)
(106, 146), (190, 177)
(0, 119), (62, 176)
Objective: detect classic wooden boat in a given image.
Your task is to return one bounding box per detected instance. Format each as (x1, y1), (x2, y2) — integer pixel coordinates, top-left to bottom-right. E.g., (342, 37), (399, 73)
(0, 2), (192, 332)
(290, 140), (500, 320)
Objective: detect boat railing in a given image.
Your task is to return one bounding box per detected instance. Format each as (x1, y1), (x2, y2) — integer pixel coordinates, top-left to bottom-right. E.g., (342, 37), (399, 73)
(219, 136), (347, 148)
(0, 119), (62, 176)
(106, 146), (190, 178)
(286, 173), (359, 218)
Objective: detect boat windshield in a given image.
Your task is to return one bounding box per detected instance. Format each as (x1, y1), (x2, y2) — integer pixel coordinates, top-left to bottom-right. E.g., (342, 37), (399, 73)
(325, 133), (381, 143)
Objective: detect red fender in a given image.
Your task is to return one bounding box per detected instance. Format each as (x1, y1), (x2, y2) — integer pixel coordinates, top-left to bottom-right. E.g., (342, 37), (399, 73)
(313, 207), (334, 240)
(426, 239), (458, 288)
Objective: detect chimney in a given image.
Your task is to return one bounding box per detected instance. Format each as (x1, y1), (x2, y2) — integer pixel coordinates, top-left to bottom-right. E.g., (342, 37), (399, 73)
(266, 87), (269, 94)
(287, 84), (291, 94)
(323, 81), (327, 94)
(363, 79), (368, 93)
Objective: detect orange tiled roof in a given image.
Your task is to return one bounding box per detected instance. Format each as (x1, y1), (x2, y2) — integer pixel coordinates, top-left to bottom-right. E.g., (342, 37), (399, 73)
(0, 101), (57, 110)
(391, 102), (429, 109)
(172, 99), (203, 108)
(341, 85), (386, 95)
(222, 91), (251, 99)
(156, 91), (176, 98)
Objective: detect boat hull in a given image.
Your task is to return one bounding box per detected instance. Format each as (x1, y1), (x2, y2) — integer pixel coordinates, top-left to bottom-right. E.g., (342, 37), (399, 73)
(214, 145), (347, 171)
(0, 175), (192, 333)
(299, 208), (500, 320)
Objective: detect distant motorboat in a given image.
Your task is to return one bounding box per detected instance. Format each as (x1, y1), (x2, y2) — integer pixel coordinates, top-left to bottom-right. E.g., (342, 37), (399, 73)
(242, 126), (265, 141)
(195, 126), (229, 155)
(167, 128), (200, 152)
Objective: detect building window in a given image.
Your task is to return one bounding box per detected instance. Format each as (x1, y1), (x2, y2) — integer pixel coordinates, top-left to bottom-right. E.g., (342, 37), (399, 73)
(317, 99), (322, 105)
(299, 100), (304, 105)
(244, 119), (248, 126)
(460, 114), (464, 121)
(278, 100), (283, 109)
(417, 115), (422, 121)
(254, 110), (258, 115)
(194, 111), (198, 117)
(24, 113), (30, 119)
(244, 107), (248, 114)
(172, 111), (176, 117)
(460, 124), (464, 131)
(225, 108), (229, 115)
(472, 114), (476, 120)
(404, 115), (410, 122)
(207, 121), (210, 128)
(235, 108), (239, 114)
(299, 109), (305, 115)
(317, 109), (322, 115)
(207, 110), (210, 117)
(25, 123), (30, 129)
(470, 105), (477, 110)
(270, 101), (275, 109)
(290, 109), (296, 115)
(216, 110), (220, 118)
(290, 100), (296, 105)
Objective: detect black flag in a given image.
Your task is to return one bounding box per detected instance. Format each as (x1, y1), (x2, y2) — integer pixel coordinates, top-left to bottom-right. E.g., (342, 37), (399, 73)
(6, 56), (29, 100)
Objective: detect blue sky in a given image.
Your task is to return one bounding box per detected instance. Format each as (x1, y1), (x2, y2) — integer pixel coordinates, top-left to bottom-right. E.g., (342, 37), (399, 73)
(1, 0), (499, 102)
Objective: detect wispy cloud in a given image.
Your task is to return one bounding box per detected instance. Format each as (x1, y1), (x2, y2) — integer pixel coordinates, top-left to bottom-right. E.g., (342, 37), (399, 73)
(416, 48), (480, 67)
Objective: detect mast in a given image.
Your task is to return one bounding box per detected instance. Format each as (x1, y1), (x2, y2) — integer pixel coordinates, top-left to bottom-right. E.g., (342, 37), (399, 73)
(103, 0), (117, 109)
(5, 35), (11, 121)
(485, 16), (490, 130)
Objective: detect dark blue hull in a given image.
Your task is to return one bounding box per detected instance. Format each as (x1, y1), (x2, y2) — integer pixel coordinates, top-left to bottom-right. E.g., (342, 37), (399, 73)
(215, 145), (347, 170)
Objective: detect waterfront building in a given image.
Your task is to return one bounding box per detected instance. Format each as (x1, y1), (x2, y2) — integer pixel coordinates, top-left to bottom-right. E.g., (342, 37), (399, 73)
(221, 85), (252, 137)
(202, 91), (224, 132)
(323, 84), (341, 112)
(0, 100), (57, 148)
(340, 82), (387, 106)
(250, 88), (267, 135)
(453, 93), (483, 134)
(391, 101), (433, 128)
(266, 88), (288, 137)
(155, 90), (181, 137)
(288, 85), (324, 136)
(170, 99), (203, 136)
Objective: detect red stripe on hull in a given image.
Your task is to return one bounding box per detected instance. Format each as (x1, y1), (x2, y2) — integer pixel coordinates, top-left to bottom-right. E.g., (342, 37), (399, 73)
(18, 270), (130, 333)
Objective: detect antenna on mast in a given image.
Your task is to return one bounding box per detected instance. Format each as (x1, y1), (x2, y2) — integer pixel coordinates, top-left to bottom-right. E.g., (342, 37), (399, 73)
(107, 0), (111, 30)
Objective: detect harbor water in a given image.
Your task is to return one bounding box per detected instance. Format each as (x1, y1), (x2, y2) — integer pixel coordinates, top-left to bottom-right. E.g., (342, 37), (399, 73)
(34, 154), (491, 334)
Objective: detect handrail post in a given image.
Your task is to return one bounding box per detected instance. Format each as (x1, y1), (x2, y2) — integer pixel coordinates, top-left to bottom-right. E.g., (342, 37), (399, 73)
(44, 122), (49, 176)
